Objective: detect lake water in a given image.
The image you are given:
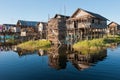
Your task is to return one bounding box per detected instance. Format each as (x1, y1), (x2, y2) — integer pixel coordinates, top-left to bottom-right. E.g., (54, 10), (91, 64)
(0, 45), (120, 80)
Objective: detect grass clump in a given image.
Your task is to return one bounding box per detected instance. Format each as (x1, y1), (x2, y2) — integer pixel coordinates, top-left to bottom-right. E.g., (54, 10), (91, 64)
(73, 35), (120, 52)
(17, 40), (51, 50)
(73, 38), (105, 52)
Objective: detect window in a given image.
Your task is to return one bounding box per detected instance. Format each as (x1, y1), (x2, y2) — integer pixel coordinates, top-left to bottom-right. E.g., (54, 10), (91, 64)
(74, 21), (78, 28)
(92, 19), (94, 23)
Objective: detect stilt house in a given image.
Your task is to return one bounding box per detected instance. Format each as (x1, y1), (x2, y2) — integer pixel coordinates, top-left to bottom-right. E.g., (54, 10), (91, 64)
(17, 20), (47, 39)
(107, 22), (120, 35)
(66, 8), (108, 44)
(47, 8), (108, 45)
(2, 24), (20, 33)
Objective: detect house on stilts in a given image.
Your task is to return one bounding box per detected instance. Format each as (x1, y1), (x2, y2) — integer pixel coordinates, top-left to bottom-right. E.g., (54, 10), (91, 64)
(66, 8), (108, 44)
(47, 8), (108, 45)
(17, 20), (47, 40)
(107, 22), (120, 35)
(2, 24), (21, 33)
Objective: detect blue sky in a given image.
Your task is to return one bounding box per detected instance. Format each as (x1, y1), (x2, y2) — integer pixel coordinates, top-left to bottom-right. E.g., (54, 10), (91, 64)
(0, 0), (120, 24)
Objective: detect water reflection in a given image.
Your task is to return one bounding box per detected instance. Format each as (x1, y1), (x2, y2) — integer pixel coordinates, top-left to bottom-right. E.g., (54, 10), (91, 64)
(68, 50), (107, 70)
(17, 48), (37, 56)
(0, 45), (17, 51)
(48, 46), (67, 70)
(0, 45), (107, 71)
(16, 48), (48, 57)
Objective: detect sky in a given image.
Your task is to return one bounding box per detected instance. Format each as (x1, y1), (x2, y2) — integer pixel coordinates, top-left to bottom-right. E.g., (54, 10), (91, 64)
(0, 0), (120, 24)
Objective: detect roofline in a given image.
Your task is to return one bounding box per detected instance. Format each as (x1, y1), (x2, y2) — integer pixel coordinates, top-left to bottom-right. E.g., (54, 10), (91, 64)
(37, 22), (48, 25)
(108, 21), (119, 26)
(3, 24), (16, 26)
(71, 8), (109, 21)
(18, 20), (40, 23)
(71, 8), (80, 18)
(54, 14), (70, 18)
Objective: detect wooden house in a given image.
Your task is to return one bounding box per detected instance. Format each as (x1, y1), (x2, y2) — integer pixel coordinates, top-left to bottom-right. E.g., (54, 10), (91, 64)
(66, 8), (108, 44)
(107, 22), (120, 35)
(17, 20), (39, 41)
(2, 24), (20, 33)
(17, 20), (39, 40)
(47, 8), (108, 45)
(17, 20), (39, 33)
(17, 20), (47, 39)
(47, 14), (70, 44)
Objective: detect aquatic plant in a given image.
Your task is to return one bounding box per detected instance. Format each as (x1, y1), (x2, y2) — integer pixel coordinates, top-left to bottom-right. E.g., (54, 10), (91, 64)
(17, 40), (51, 50)
(73, 35), (120, 52)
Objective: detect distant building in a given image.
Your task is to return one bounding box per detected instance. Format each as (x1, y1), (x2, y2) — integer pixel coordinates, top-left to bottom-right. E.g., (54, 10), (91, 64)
(2, 24), (20, 32)
(17, 20), (47, 39)
(17, 20), (39, 33)
(107, 22), (120, 35)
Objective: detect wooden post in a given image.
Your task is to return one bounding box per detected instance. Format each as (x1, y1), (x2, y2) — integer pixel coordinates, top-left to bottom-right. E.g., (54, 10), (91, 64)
(102, 29), (104, 38)
(113, 28), (115, 38)
(97, 29), (99, 38)
(84, 28), (85, 40)
(90, 28), (93, 39)
(93, 29), (95, 39)
(78, 29), (80, 41)
(86, 28), (88, 40)
(46, 30), (48, 40)
(81, 30), (83, 40)
(99, 29), (100, 38)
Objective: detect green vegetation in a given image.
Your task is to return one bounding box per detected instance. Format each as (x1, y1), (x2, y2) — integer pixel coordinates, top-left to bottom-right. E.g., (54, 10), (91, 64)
(17, 40), (51, 50)
(73, 35), (120, 53)
(104, 34), (120, 43)
(73, 38), (105, 51)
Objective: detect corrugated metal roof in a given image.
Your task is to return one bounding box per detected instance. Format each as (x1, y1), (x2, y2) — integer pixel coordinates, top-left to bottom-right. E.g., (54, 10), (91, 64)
(54, 14), (70, 18)
(84, 10), (108, 21)
(18, 20), (39, 27)
(71, 8), (108, 21)
(3, 24), (16, 27)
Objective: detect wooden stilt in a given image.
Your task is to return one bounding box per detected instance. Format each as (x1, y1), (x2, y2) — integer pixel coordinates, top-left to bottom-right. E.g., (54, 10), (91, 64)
(90, 28), (92, 40)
